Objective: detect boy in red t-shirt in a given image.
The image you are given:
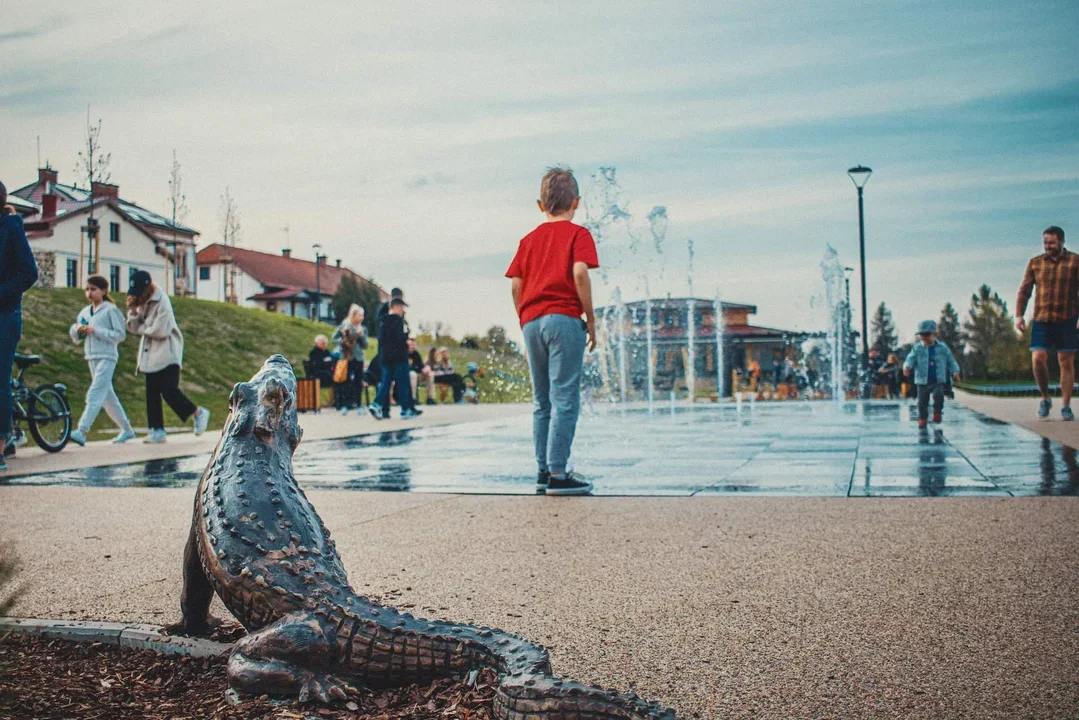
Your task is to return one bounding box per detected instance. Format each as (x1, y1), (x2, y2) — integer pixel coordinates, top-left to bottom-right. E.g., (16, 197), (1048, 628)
(506, 167), (599, 496)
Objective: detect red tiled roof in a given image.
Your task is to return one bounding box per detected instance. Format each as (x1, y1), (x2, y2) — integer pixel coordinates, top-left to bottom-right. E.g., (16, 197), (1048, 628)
(197, 244), (386, 300)
(249, 287), (310, 301)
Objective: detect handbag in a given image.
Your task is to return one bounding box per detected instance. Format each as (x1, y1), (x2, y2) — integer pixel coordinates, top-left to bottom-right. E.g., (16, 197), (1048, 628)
(332, 359), (350, 384)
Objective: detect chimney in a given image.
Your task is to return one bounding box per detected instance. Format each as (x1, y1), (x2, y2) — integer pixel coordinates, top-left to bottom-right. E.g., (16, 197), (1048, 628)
(91, 182), (119, 201)
(38, 167), (58, 187)
(281, 248), (291, 258)
(41, 193), (58, 221)
(335, 258), (342, 268)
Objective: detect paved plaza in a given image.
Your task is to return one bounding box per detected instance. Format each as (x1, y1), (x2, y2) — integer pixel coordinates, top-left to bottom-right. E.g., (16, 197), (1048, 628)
(5, 400), (1079, 496)
(2, 397), (1078, 718)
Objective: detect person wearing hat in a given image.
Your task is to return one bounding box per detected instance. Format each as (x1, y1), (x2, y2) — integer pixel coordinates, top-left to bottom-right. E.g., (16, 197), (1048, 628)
(125, 270), (209, 443)
(369, 297), (421, 419)
(902, 319), (961, 429)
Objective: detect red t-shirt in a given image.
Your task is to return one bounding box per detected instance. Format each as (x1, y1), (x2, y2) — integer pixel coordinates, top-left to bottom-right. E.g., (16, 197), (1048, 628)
(506, 221), (600, 328)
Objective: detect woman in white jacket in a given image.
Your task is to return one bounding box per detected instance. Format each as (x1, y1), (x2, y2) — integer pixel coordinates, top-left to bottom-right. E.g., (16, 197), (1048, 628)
(68, 275), (136, 445)
(125, 270), (208, 444)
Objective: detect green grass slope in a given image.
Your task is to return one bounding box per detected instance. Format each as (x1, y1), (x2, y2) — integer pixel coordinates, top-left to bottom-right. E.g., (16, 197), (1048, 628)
(15, 289), (530, 440)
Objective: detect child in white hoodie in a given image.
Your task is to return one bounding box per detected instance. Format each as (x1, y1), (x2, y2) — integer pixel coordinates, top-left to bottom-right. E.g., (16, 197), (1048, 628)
(68, 275), (135, 445)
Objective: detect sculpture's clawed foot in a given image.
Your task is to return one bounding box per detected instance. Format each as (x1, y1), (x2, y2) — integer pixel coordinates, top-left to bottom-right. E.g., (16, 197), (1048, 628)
(229, 649), (358, 704)
(297, 671), (359, 704)
(164, 614), (223, 638)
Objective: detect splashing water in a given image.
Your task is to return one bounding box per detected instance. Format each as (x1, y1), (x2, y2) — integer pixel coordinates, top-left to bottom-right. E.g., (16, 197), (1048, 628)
(819, 245), (847, 401)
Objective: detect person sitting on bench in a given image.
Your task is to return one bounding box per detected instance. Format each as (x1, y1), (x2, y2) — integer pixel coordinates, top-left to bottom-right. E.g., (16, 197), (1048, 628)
(308, 334), (335, 387)
(432, 347), (466, 403)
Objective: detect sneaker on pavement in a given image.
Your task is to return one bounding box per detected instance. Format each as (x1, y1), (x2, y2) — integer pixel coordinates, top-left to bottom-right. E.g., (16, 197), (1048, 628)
(1063, 406), (1075, 421)
(932, 412), (942, 424)
(401, 409), (423, 419)
(537, 470), (550, 488)
(368, 404), (385, 420)
(193, 407), (210, 436)
(69, 429), (88, 447)
(112, 428), (137, 444)
(143, 429), (168, 444)
(2, 443), (13, 458)
(425, 398), (437, 406)
(12, 430), (26, 448)
(340, 406), (351, 415)
(1039, 398), (1052, 418)
(546, 472), (593, 496)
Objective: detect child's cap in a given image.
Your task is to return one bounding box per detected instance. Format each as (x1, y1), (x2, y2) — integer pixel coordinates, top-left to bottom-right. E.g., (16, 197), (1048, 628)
(391, 297), (408, 308)
(917, 319), (938, 334)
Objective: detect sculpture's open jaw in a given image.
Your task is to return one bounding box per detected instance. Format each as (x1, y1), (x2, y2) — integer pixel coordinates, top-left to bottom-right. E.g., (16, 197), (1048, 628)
(223, 355), (304, 455)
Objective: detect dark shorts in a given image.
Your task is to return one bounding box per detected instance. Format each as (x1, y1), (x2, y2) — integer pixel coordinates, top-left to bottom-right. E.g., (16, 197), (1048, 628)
(1031, 316), (1079, 352)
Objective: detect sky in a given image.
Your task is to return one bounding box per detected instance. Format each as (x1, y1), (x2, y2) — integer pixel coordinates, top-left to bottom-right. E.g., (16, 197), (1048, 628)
(2, 0), (1077, 344)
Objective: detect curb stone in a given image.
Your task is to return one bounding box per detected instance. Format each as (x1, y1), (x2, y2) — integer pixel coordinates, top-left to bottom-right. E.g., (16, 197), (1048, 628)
(0, 616), (232, 657)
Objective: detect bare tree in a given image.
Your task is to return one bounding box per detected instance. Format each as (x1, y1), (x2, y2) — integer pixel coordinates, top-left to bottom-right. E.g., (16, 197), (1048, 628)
(75, 107), (112, 274)
(220, 187), (242, 303)
(167, 150), (190, 294)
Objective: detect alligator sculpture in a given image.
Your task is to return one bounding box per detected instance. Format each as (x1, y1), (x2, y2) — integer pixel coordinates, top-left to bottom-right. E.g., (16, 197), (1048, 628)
(171, 355), (676, 719)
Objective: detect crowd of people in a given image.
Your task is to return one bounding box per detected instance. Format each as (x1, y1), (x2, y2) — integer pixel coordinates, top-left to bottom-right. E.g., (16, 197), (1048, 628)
(306, 287), (473, 420)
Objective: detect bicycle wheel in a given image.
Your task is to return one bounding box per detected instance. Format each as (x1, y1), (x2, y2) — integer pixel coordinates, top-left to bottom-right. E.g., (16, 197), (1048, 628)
(28, 384), (72, 453)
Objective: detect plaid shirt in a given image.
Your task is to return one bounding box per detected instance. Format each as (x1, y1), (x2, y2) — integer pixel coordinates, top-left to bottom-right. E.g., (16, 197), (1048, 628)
(1018, 250), (1079, 323)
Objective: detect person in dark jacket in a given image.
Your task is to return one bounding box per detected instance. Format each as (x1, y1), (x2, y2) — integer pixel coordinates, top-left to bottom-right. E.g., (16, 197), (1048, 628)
(0, 181), (41, 471)
(307, 334), (335, 387)
(376, 287), (404, 337)
(369, 298), (421, 420)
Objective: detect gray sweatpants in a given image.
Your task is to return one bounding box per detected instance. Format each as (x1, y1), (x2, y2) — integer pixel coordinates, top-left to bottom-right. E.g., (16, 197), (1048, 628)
(916, 382), (944, 420)
(78, 358), (132, 434)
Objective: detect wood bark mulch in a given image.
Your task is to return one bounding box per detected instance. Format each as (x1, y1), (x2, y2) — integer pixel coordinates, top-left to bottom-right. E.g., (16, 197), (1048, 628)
(0, 632), (497, 719)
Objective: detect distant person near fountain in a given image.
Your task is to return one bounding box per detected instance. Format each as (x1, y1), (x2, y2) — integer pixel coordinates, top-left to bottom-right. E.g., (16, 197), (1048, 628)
(903, 320), (961, 429)
(506, 167), (598, 496)
(1016, 226), (1077, 421)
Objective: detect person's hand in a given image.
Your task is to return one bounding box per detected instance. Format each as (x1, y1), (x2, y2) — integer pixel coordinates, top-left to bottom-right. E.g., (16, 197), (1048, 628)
(83, 325), (95, 336)
(586, 318), (596, 352)
(1016, 317), (1027, 333)
(127, 295), (138, 310)
(903, 367), (911, 378)
(953, 373), (961, 383)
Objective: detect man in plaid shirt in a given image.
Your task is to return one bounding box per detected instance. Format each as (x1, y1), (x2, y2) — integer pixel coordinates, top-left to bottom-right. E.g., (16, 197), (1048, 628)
(1016, 226), (1076, 420)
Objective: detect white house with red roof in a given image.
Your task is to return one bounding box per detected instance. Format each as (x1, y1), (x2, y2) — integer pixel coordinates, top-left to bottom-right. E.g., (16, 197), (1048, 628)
(195, 244), (386, 321)
(11, 168), (200, 296)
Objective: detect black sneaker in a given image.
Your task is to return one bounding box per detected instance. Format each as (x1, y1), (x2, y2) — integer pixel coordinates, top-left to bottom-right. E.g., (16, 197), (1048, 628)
(2, 442), (13, 458)
(425, 398), (437, 406)
(546, 472), (593, 496)
(537, 470), (550, 487)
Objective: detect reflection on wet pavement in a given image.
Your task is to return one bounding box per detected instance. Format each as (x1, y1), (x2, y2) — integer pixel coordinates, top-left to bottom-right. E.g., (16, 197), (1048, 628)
(4, 402), (1078, 496)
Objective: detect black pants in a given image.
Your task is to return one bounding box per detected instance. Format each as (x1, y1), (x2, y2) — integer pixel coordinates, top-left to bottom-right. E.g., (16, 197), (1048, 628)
(145, 364), (197, 430)
(917, 382), (944, 420)
(435, 373), (465, 403)
(335, 360), (365, 409)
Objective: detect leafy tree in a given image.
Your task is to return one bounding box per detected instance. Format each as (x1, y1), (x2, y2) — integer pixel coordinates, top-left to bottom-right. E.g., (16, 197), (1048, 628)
(937, 302), (963, 356)
(485, 325), (514, 354)
(870, 302), (898, 356)
(331, 275), (382, 334)
(962, 285), (1018, 380)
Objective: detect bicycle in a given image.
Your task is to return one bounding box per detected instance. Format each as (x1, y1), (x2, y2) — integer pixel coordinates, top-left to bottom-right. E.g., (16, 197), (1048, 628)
(10, 353), (72, 453)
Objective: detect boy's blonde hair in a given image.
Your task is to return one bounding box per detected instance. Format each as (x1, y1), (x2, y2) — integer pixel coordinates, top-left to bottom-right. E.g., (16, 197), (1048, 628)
(540, 166), (578, 215)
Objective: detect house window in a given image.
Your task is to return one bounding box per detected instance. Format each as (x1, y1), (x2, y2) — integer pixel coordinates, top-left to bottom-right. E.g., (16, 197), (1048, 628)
(199, 266), (211, 281)
(110, 265), (121, 293)
(110, 222), (120, 243)
(66, 259), (78, 288)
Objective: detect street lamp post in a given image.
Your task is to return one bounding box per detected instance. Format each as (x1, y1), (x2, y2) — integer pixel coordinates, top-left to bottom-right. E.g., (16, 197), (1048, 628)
(847, 165), (872, 398)
(312, 243), (324, 322)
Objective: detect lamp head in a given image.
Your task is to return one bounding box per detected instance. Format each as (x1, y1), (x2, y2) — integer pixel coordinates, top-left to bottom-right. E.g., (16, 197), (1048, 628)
(847, 165), (873, 189)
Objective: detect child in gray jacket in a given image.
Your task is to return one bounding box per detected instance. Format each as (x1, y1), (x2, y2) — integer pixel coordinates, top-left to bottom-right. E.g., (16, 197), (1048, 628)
(903, 319), (961, 428)
(68, 275), (135, 445)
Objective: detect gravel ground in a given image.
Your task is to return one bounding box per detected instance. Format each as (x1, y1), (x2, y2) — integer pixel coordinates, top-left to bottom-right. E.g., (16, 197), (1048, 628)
(0, 633), (498, 720)
(2, 488), (1078, 719)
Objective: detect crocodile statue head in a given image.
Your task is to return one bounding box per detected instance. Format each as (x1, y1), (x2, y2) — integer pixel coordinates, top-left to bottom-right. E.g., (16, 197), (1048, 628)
(172, 354), (677, 719)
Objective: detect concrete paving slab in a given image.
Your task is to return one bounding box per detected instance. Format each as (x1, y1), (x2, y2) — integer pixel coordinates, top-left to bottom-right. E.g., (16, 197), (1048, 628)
(1, 486), (1076, 719)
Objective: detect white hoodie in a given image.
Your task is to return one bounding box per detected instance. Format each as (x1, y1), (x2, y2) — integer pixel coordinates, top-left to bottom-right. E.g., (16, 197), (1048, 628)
(69, 302), (127, 362)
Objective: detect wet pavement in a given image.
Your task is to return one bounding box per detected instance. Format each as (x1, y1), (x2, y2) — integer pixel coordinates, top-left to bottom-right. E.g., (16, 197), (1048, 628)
(3, 401), (1077, 496)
